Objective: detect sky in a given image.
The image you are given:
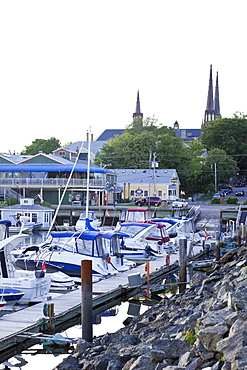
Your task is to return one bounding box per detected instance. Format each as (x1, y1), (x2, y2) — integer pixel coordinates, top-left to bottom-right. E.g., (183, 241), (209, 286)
(0, 0), (247, 154)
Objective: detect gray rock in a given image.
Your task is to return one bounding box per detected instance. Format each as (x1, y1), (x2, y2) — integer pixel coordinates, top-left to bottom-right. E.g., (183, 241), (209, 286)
(150, 339), (189, 362)
(196, 325), (228, 352)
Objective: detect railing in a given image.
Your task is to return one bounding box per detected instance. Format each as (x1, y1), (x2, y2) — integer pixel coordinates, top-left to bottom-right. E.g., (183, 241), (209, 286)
(0, 178), (105, 189)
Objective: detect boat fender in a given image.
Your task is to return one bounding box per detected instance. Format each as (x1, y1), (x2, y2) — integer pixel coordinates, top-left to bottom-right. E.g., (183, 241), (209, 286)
(166, 254), (170, 266)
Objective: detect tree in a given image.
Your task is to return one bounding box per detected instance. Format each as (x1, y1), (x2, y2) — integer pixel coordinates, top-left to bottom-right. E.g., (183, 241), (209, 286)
(95, 131), (157, 168)
(205, 148), (239, 185)
(201, 114), (247, 170)
(21, 137), (61, 155)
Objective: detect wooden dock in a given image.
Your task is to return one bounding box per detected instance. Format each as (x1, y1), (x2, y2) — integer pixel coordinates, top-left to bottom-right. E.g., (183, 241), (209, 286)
(0, 257), (179, 363)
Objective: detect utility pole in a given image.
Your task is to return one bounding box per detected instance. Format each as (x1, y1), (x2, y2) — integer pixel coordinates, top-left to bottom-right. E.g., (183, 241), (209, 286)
(152, 153), (158, 196)
(214, 163), (217, 193)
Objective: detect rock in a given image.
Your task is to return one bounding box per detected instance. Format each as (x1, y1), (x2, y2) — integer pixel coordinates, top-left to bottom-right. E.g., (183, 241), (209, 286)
(196, 325), (228, 352)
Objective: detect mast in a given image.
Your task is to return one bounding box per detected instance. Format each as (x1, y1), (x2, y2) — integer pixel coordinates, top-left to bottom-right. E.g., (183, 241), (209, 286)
(86, 126), (92, 219)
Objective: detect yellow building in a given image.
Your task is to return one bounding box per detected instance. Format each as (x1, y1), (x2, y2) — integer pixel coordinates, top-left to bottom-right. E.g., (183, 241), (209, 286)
(112, 168), (180, 202)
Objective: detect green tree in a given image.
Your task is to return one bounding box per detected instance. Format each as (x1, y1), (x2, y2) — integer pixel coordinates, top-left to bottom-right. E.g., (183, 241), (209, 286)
(205, 148), (239, 185)
(21, 137), (61, 155)
(95, 131), (157, 168)
(201, 114), (247, 170)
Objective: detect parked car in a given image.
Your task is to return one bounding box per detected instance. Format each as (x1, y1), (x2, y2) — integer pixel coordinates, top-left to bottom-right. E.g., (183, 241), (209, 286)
(135, 197), (162, 207)
(236, 182), (245, 187)
(236, 190), (245, 196)
(171, 199), (189, 208)
(213, 192), (225, 198)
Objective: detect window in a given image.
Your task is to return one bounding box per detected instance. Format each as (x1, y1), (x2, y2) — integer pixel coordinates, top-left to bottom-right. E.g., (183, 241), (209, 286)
(44, 213), (49, 223)
(144, 190), (148, 196)
(130, 190), (135, 196)
(158, 190), (162, 197)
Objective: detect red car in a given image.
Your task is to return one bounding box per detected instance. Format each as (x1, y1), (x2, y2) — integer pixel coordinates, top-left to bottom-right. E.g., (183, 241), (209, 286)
(135, 197), (163, 207)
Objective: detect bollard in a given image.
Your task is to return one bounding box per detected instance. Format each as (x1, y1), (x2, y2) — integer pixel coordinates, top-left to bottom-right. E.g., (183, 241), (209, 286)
(81, 260), (93, 342)
(179, 237), (187, 294)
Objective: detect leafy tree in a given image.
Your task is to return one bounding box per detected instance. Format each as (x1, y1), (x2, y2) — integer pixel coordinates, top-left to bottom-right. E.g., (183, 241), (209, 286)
(205, 148), (239, 185)
(21, 137), (61, 155)
(201, 114), (247, 170)
(156, 134), (189, 171)
(95, 131), (157, 168)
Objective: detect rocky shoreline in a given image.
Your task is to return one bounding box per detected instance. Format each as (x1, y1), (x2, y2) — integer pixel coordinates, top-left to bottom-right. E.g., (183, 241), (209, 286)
(54, 246), (247, 370)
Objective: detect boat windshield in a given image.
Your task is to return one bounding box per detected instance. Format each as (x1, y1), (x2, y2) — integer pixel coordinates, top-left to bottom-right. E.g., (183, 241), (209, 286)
(118, 224), (148, 238)
(79, 211), (95, 220)
(102, 234), (120, 255)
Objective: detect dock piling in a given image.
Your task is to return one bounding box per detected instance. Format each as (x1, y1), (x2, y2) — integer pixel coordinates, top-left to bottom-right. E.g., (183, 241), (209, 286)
(179, 237), (187, 293)
(81, 260), (93, 342)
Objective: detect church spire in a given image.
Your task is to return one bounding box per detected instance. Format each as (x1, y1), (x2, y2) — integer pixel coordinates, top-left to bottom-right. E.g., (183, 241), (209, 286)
(204, 65), (215, 124)
(214, 71), (220, 117)
(133, 90), (143, 121)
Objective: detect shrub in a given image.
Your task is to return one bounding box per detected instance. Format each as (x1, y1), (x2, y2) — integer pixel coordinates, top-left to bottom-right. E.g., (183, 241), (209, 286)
(227, 197), (238, 204)
(6, 197), (18, 206)
(211, 198), (220, 204)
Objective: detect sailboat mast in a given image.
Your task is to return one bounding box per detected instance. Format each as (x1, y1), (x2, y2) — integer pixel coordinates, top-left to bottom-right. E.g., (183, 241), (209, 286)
(86, 126), (92, 218)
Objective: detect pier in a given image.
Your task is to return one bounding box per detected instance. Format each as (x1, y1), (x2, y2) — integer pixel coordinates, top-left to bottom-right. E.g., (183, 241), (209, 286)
(0, 257), (180, 363)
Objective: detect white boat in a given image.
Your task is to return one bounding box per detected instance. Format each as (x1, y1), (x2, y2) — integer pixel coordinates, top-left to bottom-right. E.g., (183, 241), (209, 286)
(13, 229), (133, 278)
(75, 211), (101, 231)
(114, 221), (173, 262)
(0, 220), (52, 303)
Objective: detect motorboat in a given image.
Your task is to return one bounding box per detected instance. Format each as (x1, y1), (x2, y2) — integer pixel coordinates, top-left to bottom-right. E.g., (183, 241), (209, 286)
(75, 211), (101, 231)
(13, 229), (134, 278)
(113, 222), (174, 262)
(0, 220), (52, 303)
(118, 208), (153, 224)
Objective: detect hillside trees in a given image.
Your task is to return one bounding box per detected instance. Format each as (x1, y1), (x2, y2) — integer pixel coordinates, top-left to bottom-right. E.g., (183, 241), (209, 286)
(201, 113), (247, 170)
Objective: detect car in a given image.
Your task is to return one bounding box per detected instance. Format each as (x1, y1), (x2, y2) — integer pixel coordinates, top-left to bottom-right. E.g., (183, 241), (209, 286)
(135, 197), (162, 207)
(236, 190), (245, 196)
(236, 182), (245, 187)
(213, 192), (225, 198)
(172, 199), (189, 208)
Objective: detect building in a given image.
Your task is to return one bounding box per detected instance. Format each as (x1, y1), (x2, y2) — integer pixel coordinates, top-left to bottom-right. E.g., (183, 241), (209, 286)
(173, 121), (201, 143)
(111, 168), (180, 202)
(202, 64), (221, 128)
(0, 152), (113, 207)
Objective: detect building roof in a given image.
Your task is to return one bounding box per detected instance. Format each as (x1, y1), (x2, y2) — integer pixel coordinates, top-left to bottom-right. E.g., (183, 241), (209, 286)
(95, 130), (125, 141)
(111, 168), (180, 185)
(60, 141), (107, 156)
(174, 128), (201, 141)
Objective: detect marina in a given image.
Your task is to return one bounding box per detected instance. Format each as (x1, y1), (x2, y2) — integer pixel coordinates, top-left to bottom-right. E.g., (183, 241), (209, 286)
(0, 202), (244, 366)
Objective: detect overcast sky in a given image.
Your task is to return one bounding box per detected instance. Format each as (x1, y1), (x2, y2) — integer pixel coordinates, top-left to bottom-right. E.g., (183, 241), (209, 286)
(0, 0), (246, 154)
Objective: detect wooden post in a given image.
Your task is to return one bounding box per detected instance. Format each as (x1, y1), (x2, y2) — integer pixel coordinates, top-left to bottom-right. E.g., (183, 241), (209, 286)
(145, 262), (150, 299)
(81, 260), (93, 342)
(179, 237), (187, 294)
(215, 231), (221, 261)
